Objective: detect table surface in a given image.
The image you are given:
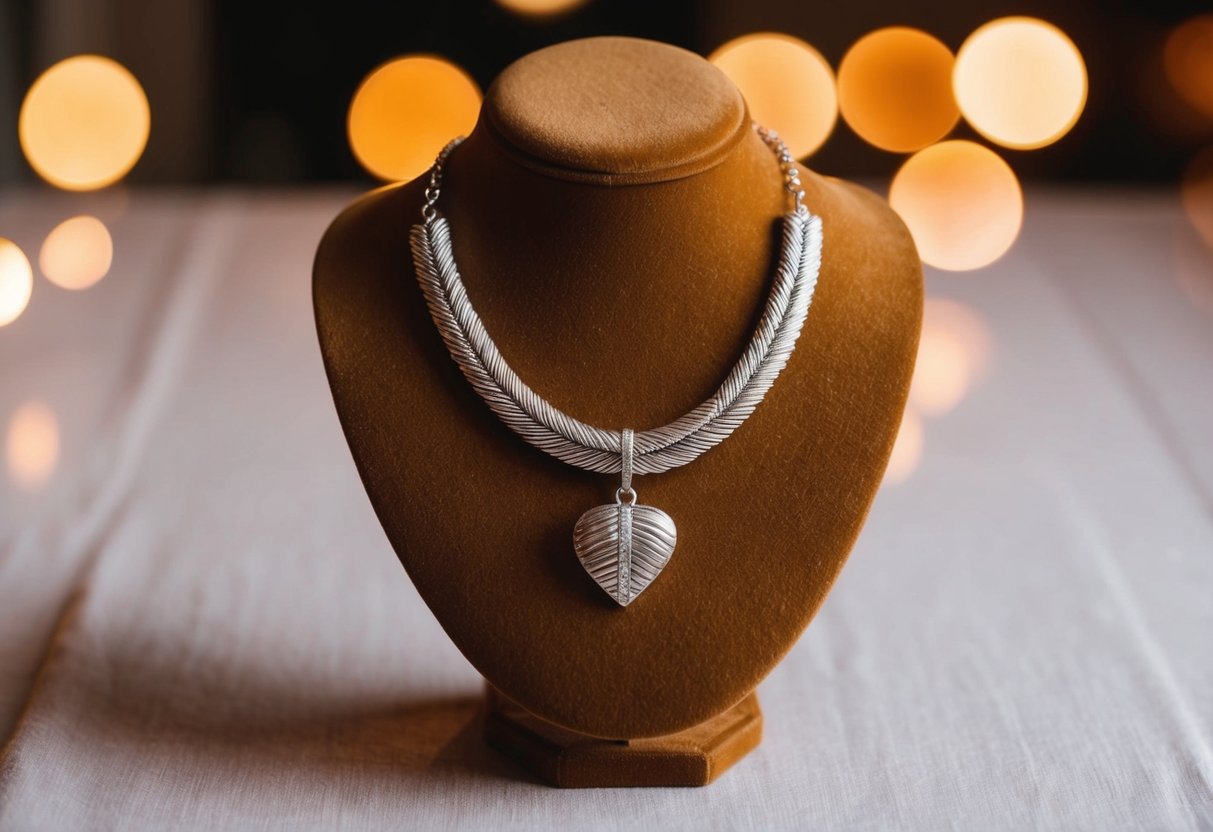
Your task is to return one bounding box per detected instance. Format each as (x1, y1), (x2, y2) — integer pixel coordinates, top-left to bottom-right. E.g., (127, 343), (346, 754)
(0, 187), (1210, 831)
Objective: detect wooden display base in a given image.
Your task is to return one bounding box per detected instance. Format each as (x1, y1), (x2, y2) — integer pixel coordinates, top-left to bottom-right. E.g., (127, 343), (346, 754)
(483, 686), (763, 788)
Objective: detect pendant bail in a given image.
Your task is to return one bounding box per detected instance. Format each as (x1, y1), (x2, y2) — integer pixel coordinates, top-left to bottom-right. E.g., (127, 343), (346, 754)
(620, 428), (635, 497)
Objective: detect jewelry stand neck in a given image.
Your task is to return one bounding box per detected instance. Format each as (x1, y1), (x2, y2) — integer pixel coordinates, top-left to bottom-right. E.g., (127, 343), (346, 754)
(433, 50), (797, 432)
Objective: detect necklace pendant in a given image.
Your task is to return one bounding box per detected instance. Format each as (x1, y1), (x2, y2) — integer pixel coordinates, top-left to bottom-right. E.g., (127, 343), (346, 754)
(571, 428), (676, 607)
(573, 493), (677, 607)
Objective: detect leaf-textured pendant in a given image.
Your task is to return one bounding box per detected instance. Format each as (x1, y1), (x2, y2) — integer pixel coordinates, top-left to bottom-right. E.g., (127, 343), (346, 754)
(573, 501), (677, 607)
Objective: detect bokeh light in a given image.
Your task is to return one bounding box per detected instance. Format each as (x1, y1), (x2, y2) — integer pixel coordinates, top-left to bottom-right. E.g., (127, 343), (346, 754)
(1181, 146), (1213, 249)
(348, 55), (482, 183)
(884, 409), (924, 485)
(889, 140), (1024, 272)
(494, 0), (588, 17)
(19, 55), (150, 191)
(837, 27), (959, 153)
(0, 239), (34, 327)
(709, 33), (838, 159)
(6, 401), (59, 491)
(39, 216), (114, 290)
(910, 298), (992, 415)
(1164, 15), (1213, 121)
(954, 17), (1087, 150)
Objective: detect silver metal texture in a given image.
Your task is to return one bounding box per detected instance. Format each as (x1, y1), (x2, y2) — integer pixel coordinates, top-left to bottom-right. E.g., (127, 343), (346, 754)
(573, 499), (678, 607)
(408, 122), (824, 478)
(620, 428), (635, 495)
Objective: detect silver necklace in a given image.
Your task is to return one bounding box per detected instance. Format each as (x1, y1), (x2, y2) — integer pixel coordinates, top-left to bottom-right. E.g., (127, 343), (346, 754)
(409, 122), (823, 607)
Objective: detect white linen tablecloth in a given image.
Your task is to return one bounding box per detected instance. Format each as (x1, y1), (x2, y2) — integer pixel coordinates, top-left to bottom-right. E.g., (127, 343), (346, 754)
(0, 187), (1210, 830)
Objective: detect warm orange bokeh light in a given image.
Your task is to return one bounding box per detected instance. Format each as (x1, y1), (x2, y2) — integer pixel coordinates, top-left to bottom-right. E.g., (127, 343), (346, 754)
(910, 298), (992, 416)
(709, 33), (838, 159)
(885, 409), (924, 485)
(348, 55), (482, 183)
(838, 27), (959, 153)
(1181, 146), (1213, 249)
(19, 55), (150, 191)
(494, 0), (588, 16)
(1165, 15), (1213, 121)
(39, 215), (114, 290)
(954, 17), (1087, 150)
(0, 239), (34, 327)
(889, 140), (1024, 272)
(6, 401), (59, 491)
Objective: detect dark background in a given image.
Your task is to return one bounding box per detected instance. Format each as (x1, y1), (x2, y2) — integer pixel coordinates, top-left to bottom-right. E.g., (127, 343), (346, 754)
(1, 0), (1211, 186)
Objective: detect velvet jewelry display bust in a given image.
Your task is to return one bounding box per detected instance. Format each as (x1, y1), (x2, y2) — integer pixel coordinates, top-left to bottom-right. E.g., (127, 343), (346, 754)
(314, 36), (921, 785)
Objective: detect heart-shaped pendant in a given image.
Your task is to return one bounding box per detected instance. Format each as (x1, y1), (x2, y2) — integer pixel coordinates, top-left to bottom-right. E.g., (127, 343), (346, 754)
(573, 497), (677, 607)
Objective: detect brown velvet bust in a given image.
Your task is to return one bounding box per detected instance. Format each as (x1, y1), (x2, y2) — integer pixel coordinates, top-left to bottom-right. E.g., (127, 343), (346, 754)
(313, 36), (922, 739)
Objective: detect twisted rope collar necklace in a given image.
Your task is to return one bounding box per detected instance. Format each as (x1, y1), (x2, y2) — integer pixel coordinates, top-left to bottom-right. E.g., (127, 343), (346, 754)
(409, 123), (824, 607)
